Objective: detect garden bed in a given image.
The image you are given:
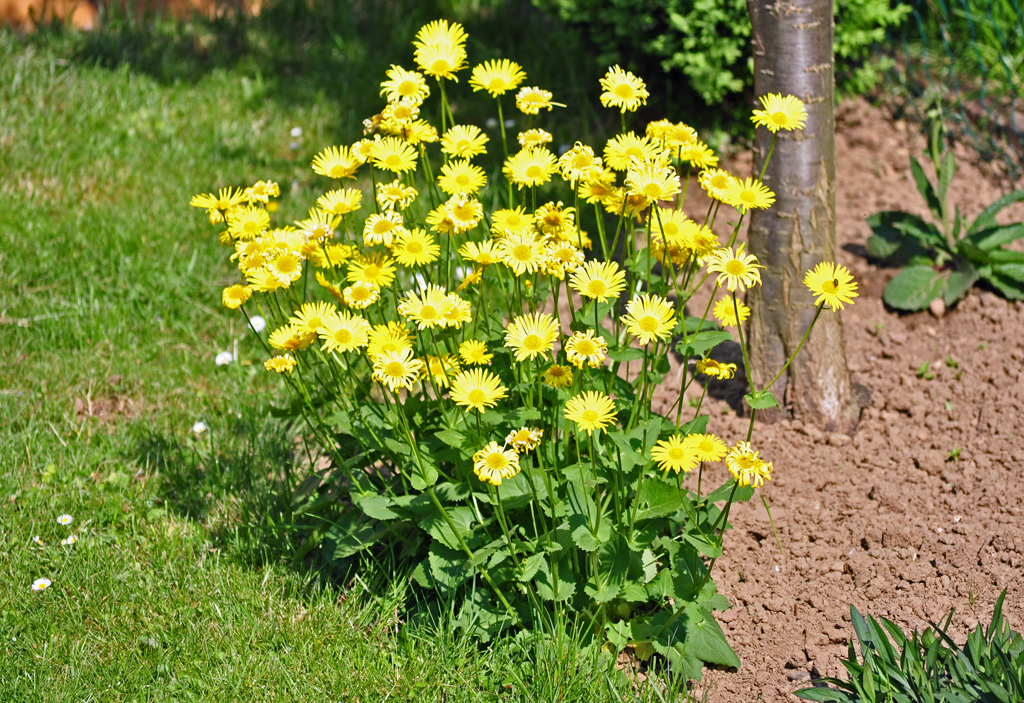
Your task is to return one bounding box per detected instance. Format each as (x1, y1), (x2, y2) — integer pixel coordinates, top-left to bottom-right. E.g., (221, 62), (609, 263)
(666, 97), (1024, 700)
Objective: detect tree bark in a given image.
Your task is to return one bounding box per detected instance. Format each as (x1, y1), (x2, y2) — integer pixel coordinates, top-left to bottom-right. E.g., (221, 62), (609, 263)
(745, 0), (859, 433)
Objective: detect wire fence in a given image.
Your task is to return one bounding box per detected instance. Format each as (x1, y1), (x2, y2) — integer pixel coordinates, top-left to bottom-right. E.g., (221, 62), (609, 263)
(889, 0), (1024, 179)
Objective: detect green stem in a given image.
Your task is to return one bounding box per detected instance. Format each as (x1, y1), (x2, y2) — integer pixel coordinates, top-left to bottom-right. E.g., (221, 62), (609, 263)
(761, 302), (825, 394)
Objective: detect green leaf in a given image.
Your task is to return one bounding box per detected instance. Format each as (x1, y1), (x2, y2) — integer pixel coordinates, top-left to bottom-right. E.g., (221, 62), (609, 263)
(323, 511), (389, 561)
(866, 211), (934, 265)
(988, 249), (1024, 264)
(428, 540), (473, 591)
(408, 458), (439, 491)
(679, 413), (709, 436)
(882, 265), (948, 311)
(566, 481), (610, 551)
(943, 261), (979, 306)
(969, 188), (1024, 233)
(517, 552), (546, 582)
(744, 391), (780, 410)
(675, 330), (734, 357)
(586, 534), (630, 603)
(705, 479), (754, 506)
(682, 604), (742, 668)
(535, 555), (575, 601)
(419, 506), (476, 551)
(910, 156), (943, 222)
(434, 428), (467, 449)
(683, 532), (722, 558)
(354, 495), (404, 521)
(606, 621), (633, 651)
(937, 148), (956, 201)
(984, 264), (1024, 300)
(634, 479), (684, 520)
(608, 347), (644, 363)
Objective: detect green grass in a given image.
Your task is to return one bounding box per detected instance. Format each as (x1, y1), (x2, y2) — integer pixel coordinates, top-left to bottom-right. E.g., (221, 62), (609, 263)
(0, 28), (699, 702)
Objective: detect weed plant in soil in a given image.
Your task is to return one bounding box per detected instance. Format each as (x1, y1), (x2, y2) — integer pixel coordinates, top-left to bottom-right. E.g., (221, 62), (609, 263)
(0, 32), (681, 701)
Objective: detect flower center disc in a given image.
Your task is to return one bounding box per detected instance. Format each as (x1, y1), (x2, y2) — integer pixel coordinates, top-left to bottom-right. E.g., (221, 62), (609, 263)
(587, 281), (607, 297)
(407, 242), (423, 254)
(523, 334), (542, 351)
(486, 453), (507, 470)
(513, 244), (532, 261)
(335, 329), (352, 345)
(614, 85), (634, 99)
(467, 389), (486, 405)
(581, 409), (599, 423)
(725, 260), (746, 276)
(525, 165), (542, 178)
(669, 448), (685, 461)
(638, 316), (659, 333)
(385, 361), (405, 376)
(419, 305), (437, 320)
(771, 111), (788, 125)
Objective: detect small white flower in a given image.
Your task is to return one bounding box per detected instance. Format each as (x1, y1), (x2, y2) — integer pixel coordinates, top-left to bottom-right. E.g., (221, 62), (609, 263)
(61, 535), (77, 546)
(290, 126), (303, 138)
(32, 535), (44, 546)
(248, 315), (267, 333)
(31, 578), (51, 592)
(192, 421), (208, 434)
(215, 351), (234, 366)
(485, 117), (498, 129)
(57, 514), (73, 526)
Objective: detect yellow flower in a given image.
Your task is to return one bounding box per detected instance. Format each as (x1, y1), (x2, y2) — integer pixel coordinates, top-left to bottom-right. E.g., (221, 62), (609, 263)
(380, 65), (430, 105)
(191, 187), (245, 220)
(426, 204), (456, 236)
(707, 246), (764, 292)
(424, 354), (461, 389)
(441, 293), (472, 329)
(473, 441), (521, 486)
(685, 433), (728, 463)
(372, 348), (423, 391)
(677, 141), (719, 170)
(579, 169), (618, 205)
(599, 65), (649, 113)
(665, 122), (699, 149)
(803, 261), (859, 311)
(414, 19), (467, 49)
(450, 368), (508, 412)
(505, 312), (559, 362)
(343, 281), (380, 309)
(317, 188), (363, 216)
(221, 284), (251, 310)
(570, 260), (626, 303)
(405, 120), (439, 145)
(244, 180), (280, 204)
(726, 177), (775, 211)
(269, 324), (316, 351)
(438, 159), (487, 196)
(712, 297), (750, 327)
(226, 205), (270, 240)
(695, 358), (737, 380)
(363, 210), (406, 247)
(445, 193), (484, 233)
(517, 128), (553, 149)
(491, 206), (534, 237)
(651, 208), (694, 248)
(645, 118), (674, 142)
(651, 435), (699, 474)
(625, 162), (681, 203)
(295, 209), (340, 244)
(459, 240), (501, 266)
(698, 169), (736, 204)
(370, 136), (418, 174)
(376, 179), (418, 210)
(565, 330), (607, 368)
(380, 98), (420, 131)
(290, 300), (337, 336)
(564, 391), (617, 435)
(546, 240), (584, 276)
(398, 284), (450, 330)
(441, 125), (488, 160)
(469, 58), (526, 97)
(367, 321), (413, 359)
(621, 294), (676, 345)
(319, 311), (371, 354)
(264, 354), (297, 374)
(459, 340), (493, 366)
(604, 132), (664, 171)
(246, 268), (284, 293)
(266, 250), (303, 286)
(347, 253), (397, 288)
(503, 148), (557, 188)
(515, 86), (559, 115)
(458, 267), (484, 291)
(392, 228), (440, 268)
(499, 231), (548, 277)
(310, 243), (357, 269)
(414, 41), (467, 81)
(751, 93), (808, 133)
(505, 427), (543, 453)
(558, 142), (603, 184)
(726, 441), (773, 488)
(311, 145), (362, 180)
(542, 363), (574, 388)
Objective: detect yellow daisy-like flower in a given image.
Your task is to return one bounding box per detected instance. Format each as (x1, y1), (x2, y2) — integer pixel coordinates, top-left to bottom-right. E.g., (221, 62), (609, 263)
(414, 19), (467, 48)
(505, 312), (559, 362)
(392, 228), (440, 268)
(565, 330), (607, 369)
(226, 205), (270, 240)
(370, 136), (418, 174)
(381, 98), (420, 130)
(570, 260), (627, 303)
(503, 148), (558, 188)
(666, 122), (699, 149)
(621, 294), (677, 345)
(651, 208), (693, 247)
(579, 168), (618, 205)
(264, 354), (297, 374)
(405, 119), (439, 145)
(414, 41), (467, 81)
(367, 322), (413, 359)
(546, 240), (585, 275)
(441, 125), (489, 160)
(347, 253), (397, 288)
(221, 284), (251, 310)
(707, 246), (764, 292)
(295, 210), (340, 245)
(459, 240), (501, 266)
(311, 145), (361, 180)
(542, 363), (574, 388)
(398, 284), (450, 330)
(803, 261), (859, 311)
(246, 268), (284, 293)
(290, 300), (337, 336)
(518, 128), (553, 150)
(751, 93), (808, 133)
(651, 435), (699, 474)
(269, 324), (316, 352)
(315, 272), (345, 305)
(363, 210), (406, 248)
(726, 177), (775, 212)
(450, 368), (508, 412)
(191, 187), (246, 220)
(604, 132), (664, 171)
(458, 267), (484, 291)
(599, 65), (649, 113)
(380, 65), (430, 105)
(445, 193), (484, 233)
(712, 297), (750, 327)
(505, 427), (543, 453)
(726, 441), (773, 488)
(267, 250), (303, 286)
(625, 162), (681, 202)
(376, 179), (418, 211)
(685, 433), (728, 463)
(695, 358), (737, 380)
(441, 293), (472, 329)
(534, 201), (575, 237)
(319, 311), (371, 354)
(317, 188), (363, 216)
(515, 86), (558, 115)
(343, 281), (380, 309)
(438, 159), (487, 196)
(646, 118), (674, 142)
(459, 340), (493, 366)
(558, 142), (603, 184)
(244, 180), (280, 204)
(499, 231), (548, 277)
(698, 169), (737, 204)
(424, 354), (461, 389)
(564, 390), (617, 436)
(372, 348), (423, 391)
(311, 243), (357, 269)
(426, 204), (456, 236)
(691, 225), (722, 258)
(473, 441), (521, 486)
(677, 141), (719, 170)
(491, 206), (534, 237)
(469, 58), (526, 97)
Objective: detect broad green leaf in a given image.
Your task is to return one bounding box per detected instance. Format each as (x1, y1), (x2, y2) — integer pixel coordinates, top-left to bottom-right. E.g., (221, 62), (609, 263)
(676, 330), (734, 357)
(910, 156), (944, 222)
(633, 479), (684, 520)
(705, 479), (754, 505)
(744, 390), (780, 410)
(969, 188), (1024, 233)
(535, 556), (575, 601)
(679, 413), (709, 436)
(669, 538), (709, 600)
(434, 428), (467, 448)
(517, 552), (546, 582)
(566, 481), (609, 551)
(866, 211), (935, 265)
(323, 511), (389, 561)
(988, 249), (1024, 264)
(957, 239), (993, 265)
(608, 347), (644, 363)
(432, 481), (471, 503)
(627, 519), (666, 551)
(984, 264), (1024, 299)
(354, 494), (403, 521)
(410, 560), (434, 588)
(609, 430), (646, 471)
(628, 548), (659, 585)
(408, 456), (439, 491)
(428, 540), (473, 591)
(606, 621), (633, 651)
(680, 604), (742, 668)
(943, 261), (978, 306)
(682, 315), (718, 333)
(683, 532), (722, 558)
(882, 265), (948, 311)
(621, 583), (649, 602)
(937, 148), (956, 200)
(571, 521), (612, 551)
(419, 505), (476, 551)
(586, 534), (630, 603)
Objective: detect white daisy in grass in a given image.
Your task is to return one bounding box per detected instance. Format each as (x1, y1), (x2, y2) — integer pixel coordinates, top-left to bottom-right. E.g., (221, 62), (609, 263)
(57, 514), (73, 526)
(215, 351), (234, 366)
(31, 578), (51, 592)
(248, 315), (267, 333)
(61, 535), (77, 546)
(192, 421), (208, 434)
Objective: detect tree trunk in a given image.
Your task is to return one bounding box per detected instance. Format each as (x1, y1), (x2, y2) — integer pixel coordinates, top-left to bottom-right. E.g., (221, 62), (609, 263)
(745, 0), (859, 433)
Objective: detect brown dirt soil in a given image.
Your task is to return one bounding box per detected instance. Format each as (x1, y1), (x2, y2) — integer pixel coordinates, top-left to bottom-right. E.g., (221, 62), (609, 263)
(658, 98), (1024, 700)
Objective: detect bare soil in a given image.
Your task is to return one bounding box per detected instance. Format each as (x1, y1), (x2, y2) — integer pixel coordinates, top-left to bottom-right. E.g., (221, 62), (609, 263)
(665, 98), (1024, 701)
